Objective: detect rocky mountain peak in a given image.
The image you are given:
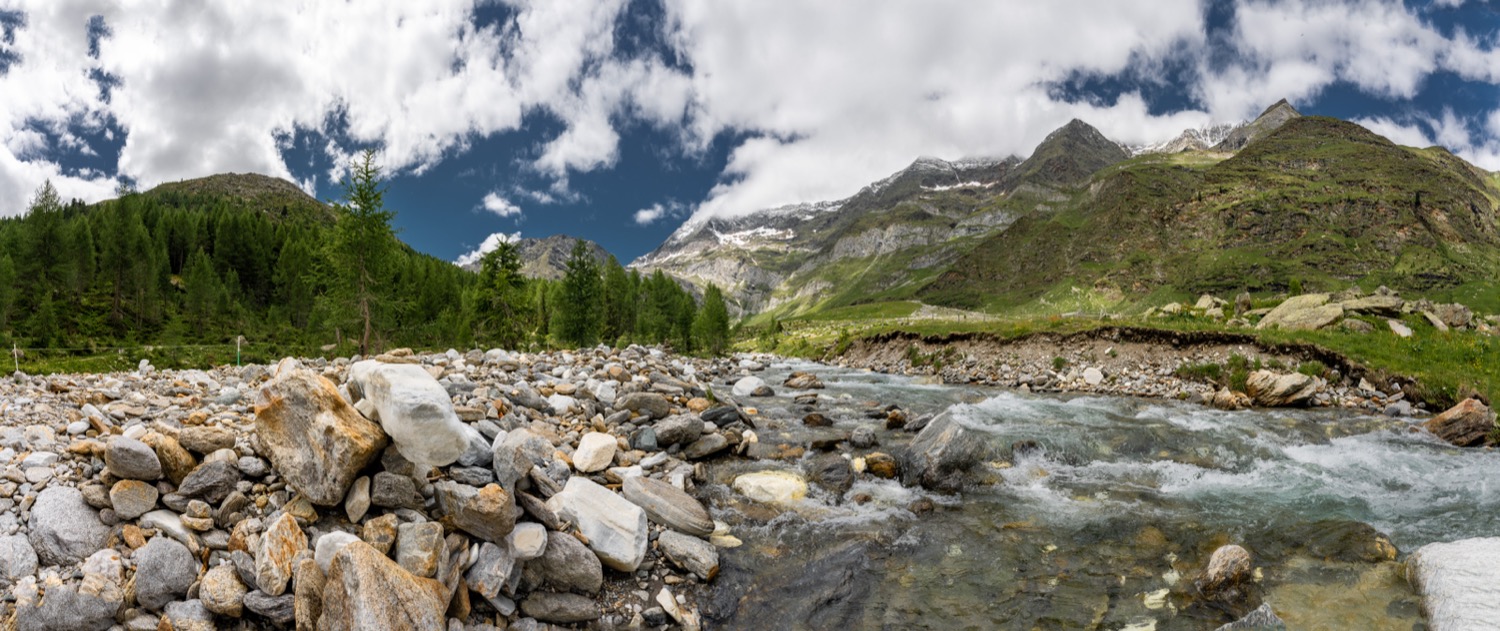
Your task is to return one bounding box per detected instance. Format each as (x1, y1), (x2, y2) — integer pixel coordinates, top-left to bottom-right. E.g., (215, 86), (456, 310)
(1214, 98), (1303, 152)
(1007, 118), (1130, 188)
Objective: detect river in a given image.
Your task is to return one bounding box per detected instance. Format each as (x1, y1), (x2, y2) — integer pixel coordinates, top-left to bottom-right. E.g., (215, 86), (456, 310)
(697, 360), (1499, 630)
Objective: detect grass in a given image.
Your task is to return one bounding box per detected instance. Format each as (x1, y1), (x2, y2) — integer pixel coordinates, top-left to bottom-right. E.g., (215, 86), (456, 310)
(10, 342), (331, 375)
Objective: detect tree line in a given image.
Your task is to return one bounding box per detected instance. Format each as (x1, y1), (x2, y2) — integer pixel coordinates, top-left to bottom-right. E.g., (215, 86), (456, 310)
(0, 151), (731, 357)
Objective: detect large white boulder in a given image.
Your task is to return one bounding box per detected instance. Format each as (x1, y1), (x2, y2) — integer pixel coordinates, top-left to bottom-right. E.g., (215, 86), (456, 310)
(572, 432), (617, 473)
(731, 376), (766, 397)
(545, 477), (647, 572)
(1408, 537), (1500, 630)
(347, 360), (472, 467)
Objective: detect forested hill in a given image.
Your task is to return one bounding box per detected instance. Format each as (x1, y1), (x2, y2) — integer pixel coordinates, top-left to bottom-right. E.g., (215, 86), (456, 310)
(0, 167), (731, 365)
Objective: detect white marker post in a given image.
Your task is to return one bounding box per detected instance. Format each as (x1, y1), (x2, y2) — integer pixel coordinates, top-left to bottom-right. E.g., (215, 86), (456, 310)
(11, 342), (18, 374)
(236, 336), (243, 367)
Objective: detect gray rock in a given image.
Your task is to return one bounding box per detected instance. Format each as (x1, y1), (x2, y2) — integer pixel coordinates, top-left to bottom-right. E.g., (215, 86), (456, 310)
(653, 414), (703, 448)
(701, 406), (748, 427)
(0, 534), (38, 588)
(314, 531), (361, 574)
(491, 428), (553, 492)
(16, 576), (120, 631)
(243, 591), (296, 626)
(466, 541), (519, 605)
(529, 530), (603, 594)
(616, 392), (671, 420)
(396, 521), (445, 579)
(900, 410), (996, 491)
(621, 476), (714, 537)
(1407, 537), (1500, 630)
(850, 426), (877, 448)
(1216, 603), (1287, 630)
(134, 536), (198, 610)
(457, 430), (493, 467)
(161, 599), (216, 631)
(683, 432), (729, 459)
(200, 562), (249, 617)
(545, 476), (648, 572)
(522, 592), (600, 624)
(449, 466), (494, 486)
(176, 459), (241, 504)
(1256, 294), (1343, 331)
(347, 359), (474, 467)
(731, 376), (766, 397)
(344, 475), (371, 523)
(253, 359), (389, 506)
(371, 471), (424, 510)
(139, 510), (200, 553)
(107, 480), (158, 521)
(28, 486), (109, 565)
(105, 436), (163, 480)
(1245, 371), (1320, 407)
(319, 540), (448, 631)
(805, 453), (854, 494)
(657, 530), (719, 580)
(435, 481), (517, 543)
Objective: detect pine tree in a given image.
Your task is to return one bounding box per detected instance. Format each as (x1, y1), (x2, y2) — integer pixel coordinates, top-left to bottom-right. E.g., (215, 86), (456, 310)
(692, 283), (731, 355)
(0, 254), (15, 332)
(324, 149), (397, 355)
(602, 257), (635, 344)
(273, 235), (316, 328)
(555, 239), (604, 347)
(182, 248), (221, 330)
(474, 239), (530, 348)
(29, 290), (58, 348)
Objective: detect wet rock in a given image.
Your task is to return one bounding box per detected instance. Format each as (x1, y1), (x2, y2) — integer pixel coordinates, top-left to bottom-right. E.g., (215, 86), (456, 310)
(253, 360), (388, 505)
(850, 426), (877, 448)
(320, 540), (449, 631)
(616, 392), (672, 420)
(176, 459), (241, 504)
(731, 376), (766, 397)
(521, 592), (600, 624)
(201, 562), (249, 617)
(134, 536), (197, 610)
(546, 476), (648, 572)
(347, 359), (473, 467)
(654, 414), (704, 448)
(733, 471), (808, 505)
(752, 385), (776, 397)
(1422, 398), (1496, 447)
(435, 481), (517, 543)
(805, 453), (854, 494)
(572, 432), (616, 473)
(1196, 544), (1256, 611)
(397, 521), (445, 578)
(701, 406), (748, 427)
(1256, 294), (1343, 331)
(658, 530), (719, 580)
(1245, 370), (1319, 408)
(1212, 388), (1251, 411)
(802, 412), (833, 427)
(684, 432), (730, 459)
(105, 436), (163, 480)
(900, 410), (993, 490)
(622, 476), (715, 537)
(1215, 603), (1286, 630)
(702, 540), (875, 629)
(1407, 537), (1500, 631)
(255, 512), (307, 597)
(865, 452), (899, 479)
(109, 478), (159, 520)
(28, 486), (109, 565)
(783, 372), (824, 389)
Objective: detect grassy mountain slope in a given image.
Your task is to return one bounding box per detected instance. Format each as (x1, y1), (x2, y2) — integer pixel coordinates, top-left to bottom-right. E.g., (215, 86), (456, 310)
(921, 117), (1500, 311)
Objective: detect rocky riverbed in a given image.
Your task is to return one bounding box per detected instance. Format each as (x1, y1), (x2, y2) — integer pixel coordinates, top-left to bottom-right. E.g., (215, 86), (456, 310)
(1, 345), (1495, 630)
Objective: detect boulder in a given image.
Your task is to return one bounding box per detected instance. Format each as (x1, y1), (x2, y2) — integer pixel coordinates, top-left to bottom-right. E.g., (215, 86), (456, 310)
(1197, 544), (1253, 597)
(1431, 303), (1473, 329)
(176, 459), (241, 504)
(616, 392), (671, 420)
(622, 476), (715, 537)
(395, 522), (444, 579)
(319, 541), (448, 631)
(805, 453), (855, 494)
(294, 558), (325, 629)
(134, 536), (197, 610)
(253, 360), (388, 505)
(683, 433), (730, 459)
(1245, 370), (1320, 407)
(371, 471), (424, 510)
(545, 476), (648, 572)
(28, 486), (109, 566)
(178, 425), (236, 455)
(142, 431), (198, 485)
(900, 410), (995, 491)
(732, 376), (766, 397)
(1212, 388), (1251, 411)
(1256, 294), (1343, 331)
(1388, 319), (1414, 338)
(314, 531), (361, 573)
(466, 541), (518, 606)
(1407, 537), (1500, 630)
(521, 592), (600, 624)
(347, 359), (472, 467)
(104, 436), (163, 480)
(529, 530), (603, 594)
(653, 414), (703, 447)
(657, 530), (719, 580)
(0, 534), (38, 589)
(782, 371), (824, 390)
(1422, 398), (1497, 447)
(255, 512), (307, 597)
(160, 600), (216, 631)
(732, 471), (808, 505)
(491, 428), (554, 493)
(572, 432), (617, 473)
(435, 481), (517, 543)
(1339, 295), (1404, 317)
(200, 563), (249, 617)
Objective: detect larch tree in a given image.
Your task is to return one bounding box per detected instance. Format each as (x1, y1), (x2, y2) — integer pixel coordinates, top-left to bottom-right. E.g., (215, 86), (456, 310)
(326, 149), (397, 355)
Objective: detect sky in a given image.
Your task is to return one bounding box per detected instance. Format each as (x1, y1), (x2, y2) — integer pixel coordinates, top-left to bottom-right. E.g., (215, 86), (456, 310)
(1, 1), (1498, 266)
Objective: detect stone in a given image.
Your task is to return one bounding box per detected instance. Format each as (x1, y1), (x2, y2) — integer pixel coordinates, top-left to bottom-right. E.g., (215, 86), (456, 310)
(1431, 303), (1474, 329)
(314, 531), (361, 573)
(1212, 388), (1251, 411)
(522, 592), (600, 624)
(319, 540), (449, 631)
(243, 591), (296, 625)
(491, 428), (553, 493)
(572, 432), (617, 473)
(0, 534), (38, 589)
(731, 376), (766, 397)
(347, 359), (472, 467)
(545, 476), (648, 572)
(1245, 370), (1320, 407)
(201, 562), (249, 617)
(865, 452), (899, 479)
(254, 360), (388, 505)
(176, 459), (241, 504)
(160, 600), (216, 631)
(1256, 294), (1343, 331)
(683, 432), (730, 459)
(19, 572), (122, 631)
(28, 486), (109, 565)
(361, 514), (400, 556)
(1082, 367), (1104, 386)
(733, 471), (809, 505)
(436, 481), (517, 543)
(139, 510), (200, 553)
(1198, 544), (1252, 594)
(141, 431), (197, 485)
(294, 557), (325, 630)
(1407, 537), (1500, 631)
(255, 512), (307, 597)
(701, 406), (747, 427)
(802, 412), (833, 427)
(900, 410), (995, 491)
(510, 522), (548, 560)
(653, 414), (703, 447)
(396, 521), (445, 578)
(528, 530), (603, 594)
(105, 435), (163, 480)
(109, 478), (159, 520)
(134, 536), (198, 610)
(782, 371), (824, 389)
(372, 471), (425, 510)
(850, 426), (877, 448)
(1422, 398), (1497, 447)
(1215, 603), (1287, 630)
(1388, 319), (1413, 338)
(622, 476), (715, 537)
(178, 425), (236, 455)
(657, 530), (719, 580)
(466, 540), (518, 606)
(344, 475), (371, 523)
(805, 453), (855, 494)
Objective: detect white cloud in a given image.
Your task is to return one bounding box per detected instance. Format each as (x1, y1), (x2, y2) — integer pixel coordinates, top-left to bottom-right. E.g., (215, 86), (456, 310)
(480, 191), (521, 218)
(1356, 108), (1500, 170)
(633, 201), (685, 225)
(454, 231), (521, 267)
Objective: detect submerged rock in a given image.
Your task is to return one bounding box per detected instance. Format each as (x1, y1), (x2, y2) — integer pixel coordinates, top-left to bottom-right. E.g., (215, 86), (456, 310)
(1215, 603), (1287, 630)
(1407, 537), (1500, 631)
(900, 410), (994, 490)
(253, 359), (388, 505)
